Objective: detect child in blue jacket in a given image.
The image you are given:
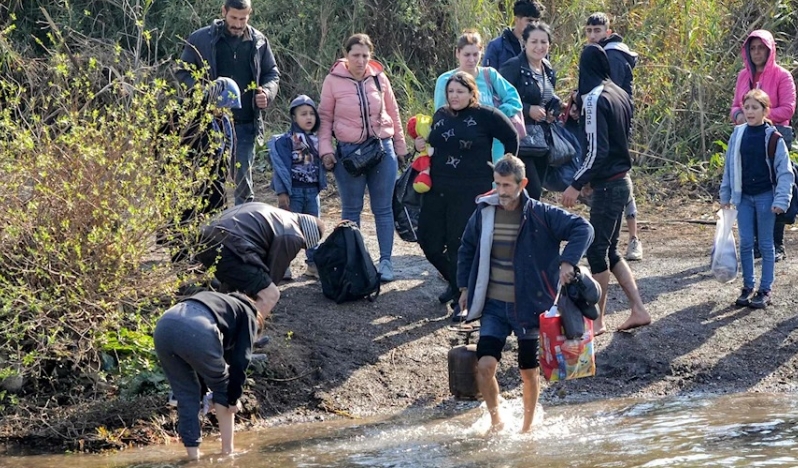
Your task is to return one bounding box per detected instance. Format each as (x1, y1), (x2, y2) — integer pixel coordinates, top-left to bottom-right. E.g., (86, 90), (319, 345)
(720, 89), (794, 309)
(268, 95), (326, 277)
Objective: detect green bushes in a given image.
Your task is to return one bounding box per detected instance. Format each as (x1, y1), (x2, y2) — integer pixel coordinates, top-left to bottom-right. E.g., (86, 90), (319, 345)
(0, 0), (797, 416)
(0, 36), (218, 406)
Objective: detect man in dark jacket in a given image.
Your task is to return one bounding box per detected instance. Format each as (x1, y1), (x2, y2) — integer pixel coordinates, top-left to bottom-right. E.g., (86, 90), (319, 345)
(482, 0), (544, 69)
(197, 202), (324, 324)
(176, 0), (280, 206)
(458, 155), (593, 433)
(584, 12), (644, 262)
(562, 44), (650, 335)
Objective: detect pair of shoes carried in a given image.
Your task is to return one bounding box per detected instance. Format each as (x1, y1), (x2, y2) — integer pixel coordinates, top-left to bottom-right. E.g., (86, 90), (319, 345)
(775, 245), (787, 263)
(438, 284), (458, 304)
(735, 287), (754, 307)
(377, 259), (394, 282)
(305, 263), (319, 278)
(625, 237), (643, 261)
(750, 290), (772, 309)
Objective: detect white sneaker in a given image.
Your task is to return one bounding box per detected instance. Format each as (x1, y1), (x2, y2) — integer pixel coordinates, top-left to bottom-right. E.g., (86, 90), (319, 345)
(625, 237), (643, 261)
(305, 263), (319, 278)
(377, 259), (394, 282)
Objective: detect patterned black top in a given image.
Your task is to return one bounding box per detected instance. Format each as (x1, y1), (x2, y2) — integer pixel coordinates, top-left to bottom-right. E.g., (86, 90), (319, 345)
(427, 105), (518, 187)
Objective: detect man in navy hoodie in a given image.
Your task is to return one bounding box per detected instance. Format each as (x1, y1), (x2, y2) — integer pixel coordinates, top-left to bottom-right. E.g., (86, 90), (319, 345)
(482, 0), (545, 69)
(562, 44), (650, 335)
(458, 155), (593, 433)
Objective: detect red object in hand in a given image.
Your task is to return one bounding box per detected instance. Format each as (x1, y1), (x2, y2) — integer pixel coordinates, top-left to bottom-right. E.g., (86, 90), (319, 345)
(407, 116), (419, 139)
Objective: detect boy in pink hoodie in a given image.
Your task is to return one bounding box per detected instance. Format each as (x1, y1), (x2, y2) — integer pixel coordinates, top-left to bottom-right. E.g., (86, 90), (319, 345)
(730, 30), (796, 261)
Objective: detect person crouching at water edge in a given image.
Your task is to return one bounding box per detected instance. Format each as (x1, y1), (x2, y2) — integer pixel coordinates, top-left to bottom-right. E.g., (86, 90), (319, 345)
(153, 291), (267, 460)
(457, 155), (593, 433)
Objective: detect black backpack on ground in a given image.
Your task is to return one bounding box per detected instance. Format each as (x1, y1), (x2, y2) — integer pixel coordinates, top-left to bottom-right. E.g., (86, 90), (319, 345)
(314, 221), (380, 303)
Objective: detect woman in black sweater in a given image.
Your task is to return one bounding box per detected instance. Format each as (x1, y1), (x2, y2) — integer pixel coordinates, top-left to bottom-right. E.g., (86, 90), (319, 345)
(418, 71), (518, 311)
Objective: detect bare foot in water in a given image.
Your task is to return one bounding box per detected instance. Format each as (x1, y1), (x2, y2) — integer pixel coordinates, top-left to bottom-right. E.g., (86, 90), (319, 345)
(484, 421), (505, 437)
(617, 310), (651, 332)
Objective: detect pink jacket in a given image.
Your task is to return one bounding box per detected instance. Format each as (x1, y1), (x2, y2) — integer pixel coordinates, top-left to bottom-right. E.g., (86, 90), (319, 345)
(318, 59), (407, 156)
(730, 30), (796, 126)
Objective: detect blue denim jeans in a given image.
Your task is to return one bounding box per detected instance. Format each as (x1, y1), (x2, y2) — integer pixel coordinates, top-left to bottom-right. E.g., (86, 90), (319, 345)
(333, 138), (398, 262)
(586, 175), (633, 274)
(480, 298), (539, 340)
(233, 122), (256, 205)
(738, 191), (776, 292)
(289, 186), (320, 264)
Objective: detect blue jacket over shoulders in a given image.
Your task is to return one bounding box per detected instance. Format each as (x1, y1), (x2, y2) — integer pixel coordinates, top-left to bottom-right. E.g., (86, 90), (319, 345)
(458, 191), (593, 328)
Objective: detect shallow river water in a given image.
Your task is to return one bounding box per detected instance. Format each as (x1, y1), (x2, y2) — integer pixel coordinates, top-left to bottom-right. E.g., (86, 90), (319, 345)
(2, 392), (798, 467)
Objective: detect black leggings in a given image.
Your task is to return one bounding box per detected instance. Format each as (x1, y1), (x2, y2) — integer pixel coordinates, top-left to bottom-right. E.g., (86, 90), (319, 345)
(417, 181), (491, 288)
(519, 155), (548, 200)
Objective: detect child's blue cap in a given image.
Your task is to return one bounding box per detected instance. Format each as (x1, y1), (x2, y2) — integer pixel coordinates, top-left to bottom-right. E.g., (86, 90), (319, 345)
(206, 77), (242, 109)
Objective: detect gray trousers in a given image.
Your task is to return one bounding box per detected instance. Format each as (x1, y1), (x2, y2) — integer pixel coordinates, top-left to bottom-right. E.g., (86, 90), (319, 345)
(153, 301), (229, 447)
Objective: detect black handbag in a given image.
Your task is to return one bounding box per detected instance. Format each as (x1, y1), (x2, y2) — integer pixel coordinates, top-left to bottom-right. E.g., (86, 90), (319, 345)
(337, 138), (385, 177)
(519, 123), (549, 158)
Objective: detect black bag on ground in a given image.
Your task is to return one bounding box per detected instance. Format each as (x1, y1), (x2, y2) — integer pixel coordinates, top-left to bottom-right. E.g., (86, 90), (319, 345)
(393, 165), (423, 242)
(314, 221), (381, 303)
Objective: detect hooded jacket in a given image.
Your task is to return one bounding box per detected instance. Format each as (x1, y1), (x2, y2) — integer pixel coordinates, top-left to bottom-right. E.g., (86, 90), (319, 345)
(730, 30), (796, 127)
(571, 44), (633, 190)
(182, 291), (259, 408)
(482, 28), (523, 70)
(719, 123), (794, 211)
(317, 59), (407, 157)
(176, 19), (280, 140)
(268, 95), (327, 196)
(457, 190), (593, 327)
(599, 33), (638, 100)
(197, 202), (313, 284)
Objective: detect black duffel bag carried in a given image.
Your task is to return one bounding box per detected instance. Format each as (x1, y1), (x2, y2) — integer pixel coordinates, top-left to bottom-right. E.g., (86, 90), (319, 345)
(392, 164), (423, 242)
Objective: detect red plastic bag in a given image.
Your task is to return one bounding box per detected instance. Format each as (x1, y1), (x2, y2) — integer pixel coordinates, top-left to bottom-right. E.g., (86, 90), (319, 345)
(539, 298), (596, 382)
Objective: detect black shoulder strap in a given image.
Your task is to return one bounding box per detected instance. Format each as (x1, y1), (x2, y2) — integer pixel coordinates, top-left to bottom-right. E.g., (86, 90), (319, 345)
(767, 130), (783, 182)
(373, 73), (383, 93)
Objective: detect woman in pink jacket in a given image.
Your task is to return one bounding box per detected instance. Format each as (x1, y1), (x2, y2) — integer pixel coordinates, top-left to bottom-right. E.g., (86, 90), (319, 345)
(730, 29), (796, 261)
(318, 33), (408, 282)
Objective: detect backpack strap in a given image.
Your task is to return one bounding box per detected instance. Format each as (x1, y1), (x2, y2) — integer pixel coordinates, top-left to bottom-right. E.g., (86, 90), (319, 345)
(767, 129), (783, 184)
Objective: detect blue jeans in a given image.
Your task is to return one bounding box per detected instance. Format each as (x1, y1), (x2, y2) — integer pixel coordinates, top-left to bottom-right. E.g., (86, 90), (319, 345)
(233, 122), (256, 205)
(738, 191), (776, 292)
(333, 138), (398, 262)
(480, 298), (539, 340)
(586, 175), (632, 274)
(289, 186), (320, 264)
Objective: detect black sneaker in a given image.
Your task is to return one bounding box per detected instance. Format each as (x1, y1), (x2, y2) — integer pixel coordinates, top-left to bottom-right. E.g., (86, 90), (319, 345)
(775, 245), (786, 263)
(735, 287), (754, 307)
(750, 290), (772, 309)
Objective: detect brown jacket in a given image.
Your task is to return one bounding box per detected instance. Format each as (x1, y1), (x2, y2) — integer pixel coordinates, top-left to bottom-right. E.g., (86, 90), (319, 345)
(199, 203), (305, 283)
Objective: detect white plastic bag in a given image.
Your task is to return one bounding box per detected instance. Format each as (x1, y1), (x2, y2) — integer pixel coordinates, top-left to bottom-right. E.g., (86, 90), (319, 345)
(711, 208), (739, 283)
